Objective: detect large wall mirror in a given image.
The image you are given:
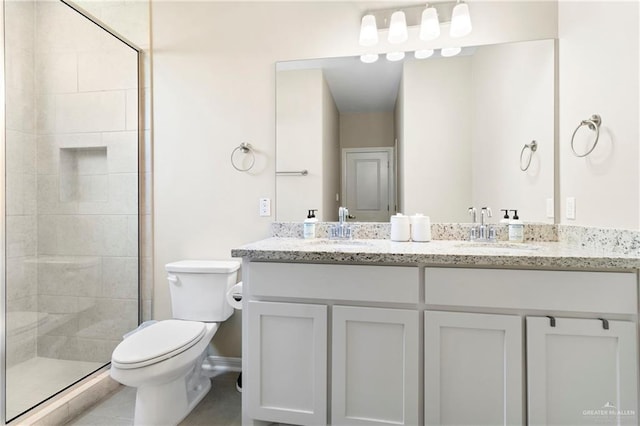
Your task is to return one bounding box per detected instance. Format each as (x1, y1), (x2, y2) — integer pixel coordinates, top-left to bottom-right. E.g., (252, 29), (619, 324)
(276, 39), (555, 223)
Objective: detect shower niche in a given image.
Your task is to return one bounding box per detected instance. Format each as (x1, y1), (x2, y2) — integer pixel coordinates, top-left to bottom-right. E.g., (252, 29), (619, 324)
(3, 0), (140, 421)
(60, 147), (109, 203)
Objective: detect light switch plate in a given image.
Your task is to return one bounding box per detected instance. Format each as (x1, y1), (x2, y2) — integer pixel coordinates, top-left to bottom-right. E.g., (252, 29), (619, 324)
(566, 197), (576, 220)
(259, 198), (271, 217)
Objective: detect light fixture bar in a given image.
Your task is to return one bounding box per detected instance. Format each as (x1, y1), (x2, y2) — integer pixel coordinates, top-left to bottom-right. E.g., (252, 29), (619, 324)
(366, 2), (456, 30)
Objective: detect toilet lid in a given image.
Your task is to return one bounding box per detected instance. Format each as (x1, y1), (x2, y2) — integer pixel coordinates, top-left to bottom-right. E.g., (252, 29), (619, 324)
(112, 320), (206, 369)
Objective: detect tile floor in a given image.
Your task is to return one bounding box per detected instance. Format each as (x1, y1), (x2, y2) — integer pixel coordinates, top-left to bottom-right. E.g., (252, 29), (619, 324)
(66, 371), (242, 426)
(6, 357), (103, 420)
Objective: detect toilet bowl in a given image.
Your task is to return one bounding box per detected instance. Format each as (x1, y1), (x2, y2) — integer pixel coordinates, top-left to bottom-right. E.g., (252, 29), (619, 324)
(110, 260), (240, 426)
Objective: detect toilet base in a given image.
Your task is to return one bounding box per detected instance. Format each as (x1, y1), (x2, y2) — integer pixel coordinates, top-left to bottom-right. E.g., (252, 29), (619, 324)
(133, 370), (211, 425)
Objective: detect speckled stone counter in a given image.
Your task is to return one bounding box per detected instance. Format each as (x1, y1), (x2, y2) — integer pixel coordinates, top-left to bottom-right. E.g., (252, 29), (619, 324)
(231, 238), (640, 270)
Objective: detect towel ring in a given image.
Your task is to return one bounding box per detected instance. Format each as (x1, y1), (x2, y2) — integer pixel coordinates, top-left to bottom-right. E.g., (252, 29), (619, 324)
(231, 142), (255, 172)
(571, 114), (601, 157)
(520, 140), (538, 171)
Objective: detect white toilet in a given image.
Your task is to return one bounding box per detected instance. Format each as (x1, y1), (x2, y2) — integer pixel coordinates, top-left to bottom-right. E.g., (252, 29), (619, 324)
(110, 260), (240, 426)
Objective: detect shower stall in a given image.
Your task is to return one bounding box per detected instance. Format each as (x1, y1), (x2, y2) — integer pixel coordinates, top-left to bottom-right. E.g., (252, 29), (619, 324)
(2, 0), (141, 421)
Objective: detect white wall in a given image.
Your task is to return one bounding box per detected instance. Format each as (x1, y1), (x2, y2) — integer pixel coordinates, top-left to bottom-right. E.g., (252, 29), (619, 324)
(402, 56), (473, 222)
(152, 1), (558, 356)
(276, 69), (325, 221)
(558, 1), (639, 229)
(322, 77), (340, 221)
(395, 84), (405, 213)
(471, 39), (555, 223)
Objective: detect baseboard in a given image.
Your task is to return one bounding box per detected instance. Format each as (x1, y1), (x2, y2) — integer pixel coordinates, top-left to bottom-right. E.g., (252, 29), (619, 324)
(206, 355), (242, 374)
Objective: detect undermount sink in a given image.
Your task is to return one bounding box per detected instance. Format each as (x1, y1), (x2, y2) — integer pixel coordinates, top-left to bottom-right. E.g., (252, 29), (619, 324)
(454, 241), (542, 251)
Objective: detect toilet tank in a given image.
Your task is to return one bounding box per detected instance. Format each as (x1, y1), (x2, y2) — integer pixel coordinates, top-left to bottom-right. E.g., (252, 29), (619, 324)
(165, 260), (240, 322)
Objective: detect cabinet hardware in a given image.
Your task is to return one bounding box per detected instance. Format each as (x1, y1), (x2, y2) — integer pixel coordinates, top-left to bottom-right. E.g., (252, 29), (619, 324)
(598, 318), (609, 330)
(546, 316), (556, 327)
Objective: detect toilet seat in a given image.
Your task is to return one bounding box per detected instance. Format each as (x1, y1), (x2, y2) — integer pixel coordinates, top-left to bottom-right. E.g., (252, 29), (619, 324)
(112, 320), (206, 369)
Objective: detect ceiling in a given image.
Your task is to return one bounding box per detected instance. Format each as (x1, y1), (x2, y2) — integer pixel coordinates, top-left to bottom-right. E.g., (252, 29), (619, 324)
(277, 47), (476, 114)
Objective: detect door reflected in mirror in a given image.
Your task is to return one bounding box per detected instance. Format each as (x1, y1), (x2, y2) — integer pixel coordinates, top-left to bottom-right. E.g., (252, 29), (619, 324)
(276, 39), (555, 223)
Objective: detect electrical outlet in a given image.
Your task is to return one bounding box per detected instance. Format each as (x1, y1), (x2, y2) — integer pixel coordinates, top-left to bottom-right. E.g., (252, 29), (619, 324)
(566, 197), (576, 220)
(259, 198), (271, 217)
(546, 198), (554, 218)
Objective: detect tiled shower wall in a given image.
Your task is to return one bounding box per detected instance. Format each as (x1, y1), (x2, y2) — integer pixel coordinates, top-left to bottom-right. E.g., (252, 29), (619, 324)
(5, 0), (38, 368)
(71, 0), (153, 323)
(5, 0), (151, 368)
(33, 2), (139, 362)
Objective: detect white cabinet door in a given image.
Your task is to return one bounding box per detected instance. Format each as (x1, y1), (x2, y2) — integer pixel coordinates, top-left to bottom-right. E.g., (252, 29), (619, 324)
(527, 316), (638, 426)
(424, 311), (523, 425)
(247, 301), (327, 425)
(332, 306), (419, 425)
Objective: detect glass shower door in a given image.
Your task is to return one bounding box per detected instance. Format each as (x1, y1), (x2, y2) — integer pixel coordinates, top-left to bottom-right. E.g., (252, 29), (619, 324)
(4, 0), (140, 420)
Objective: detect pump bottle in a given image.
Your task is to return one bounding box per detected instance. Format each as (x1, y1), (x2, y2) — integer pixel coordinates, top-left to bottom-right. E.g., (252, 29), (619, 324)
(508, 210), (524, 242)
(303, 209), (318, 239)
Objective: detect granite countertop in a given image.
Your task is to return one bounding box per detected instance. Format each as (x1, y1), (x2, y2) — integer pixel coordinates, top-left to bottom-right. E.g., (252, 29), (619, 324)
(231, 237), (640, 270)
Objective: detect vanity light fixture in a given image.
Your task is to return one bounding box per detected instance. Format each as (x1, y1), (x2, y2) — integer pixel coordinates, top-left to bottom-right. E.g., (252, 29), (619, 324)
(441, 46), (462, 57)
(419, 5), (440, 41)
(359, 14), (378, 46)
(358, 2), (473, 63)
(414, 49), (435, 59)
(386, 51), (405, 62)
(360, 53), (379, 63)
(388, 11), (408, 44)
(450, 1), (472, 38)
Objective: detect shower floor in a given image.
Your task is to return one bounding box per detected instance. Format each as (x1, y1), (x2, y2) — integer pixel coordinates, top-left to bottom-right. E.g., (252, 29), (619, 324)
(6, 357), (104, 420)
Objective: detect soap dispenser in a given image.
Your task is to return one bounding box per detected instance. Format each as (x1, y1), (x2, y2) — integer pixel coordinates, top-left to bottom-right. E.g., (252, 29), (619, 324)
(508, 210), (524, 242)
(303, 209), (318, 239)
(500, 209), (510, 224)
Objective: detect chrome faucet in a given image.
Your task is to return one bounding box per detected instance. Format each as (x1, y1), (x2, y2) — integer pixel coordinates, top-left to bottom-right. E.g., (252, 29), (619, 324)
(339, 207), (349, 224)
(468, 207), (478, 240)
(479, 207), (496, 242)
(331, 206), (352, 239)
(468, 206), (496, 242)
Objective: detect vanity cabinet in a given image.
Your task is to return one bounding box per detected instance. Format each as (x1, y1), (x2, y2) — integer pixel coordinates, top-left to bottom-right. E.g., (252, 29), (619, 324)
(246, 301), (327, 425)
(242, 261), (639, 426)
(244, 262), (420, 426)
(332, 306), (419, 426)
(527, 316), (638, 426)
(424, 311), (523, 425)
(425, 267), (639, 426)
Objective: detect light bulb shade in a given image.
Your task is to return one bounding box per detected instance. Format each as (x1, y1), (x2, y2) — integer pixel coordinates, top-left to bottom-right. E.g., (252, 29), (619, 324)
(386, 51), (405, 62)
(414, 49), (435, 59)
(360, 53), (379, 64)
(388, 11), (408, 44)
(359, 14), (378, 46)
(420, 7), (440, 41)
(450, 3), (472, 38)
(441, 46), (462, 57)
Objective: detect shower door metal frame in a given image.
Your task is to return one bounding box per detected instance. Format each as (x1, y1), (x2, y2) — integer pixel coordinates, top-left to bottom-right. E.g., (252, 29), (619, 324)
(1, 0), (144, 422)
(0, 0), (7, 423)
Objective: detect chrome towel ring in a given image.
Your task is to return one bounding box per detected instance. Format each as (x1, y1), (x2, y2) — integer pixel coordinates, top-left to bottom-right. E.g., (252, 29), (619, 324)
(520, 140), (537, 171)
(571, 114), (601, 157)
(231, 142), (255, 172)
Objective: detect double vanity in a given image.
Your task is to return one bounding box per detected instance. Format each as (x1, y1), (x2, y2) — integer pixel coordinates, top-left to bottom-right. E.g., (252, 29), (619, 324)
(232, 227), (640, 426)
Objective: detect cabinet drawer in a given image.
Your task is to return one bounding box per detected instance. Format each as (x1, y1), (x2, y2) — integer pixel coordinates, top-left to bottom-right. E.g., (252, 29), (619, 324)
(425, 268), (637, 314)
(249, 262), (419, 303)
